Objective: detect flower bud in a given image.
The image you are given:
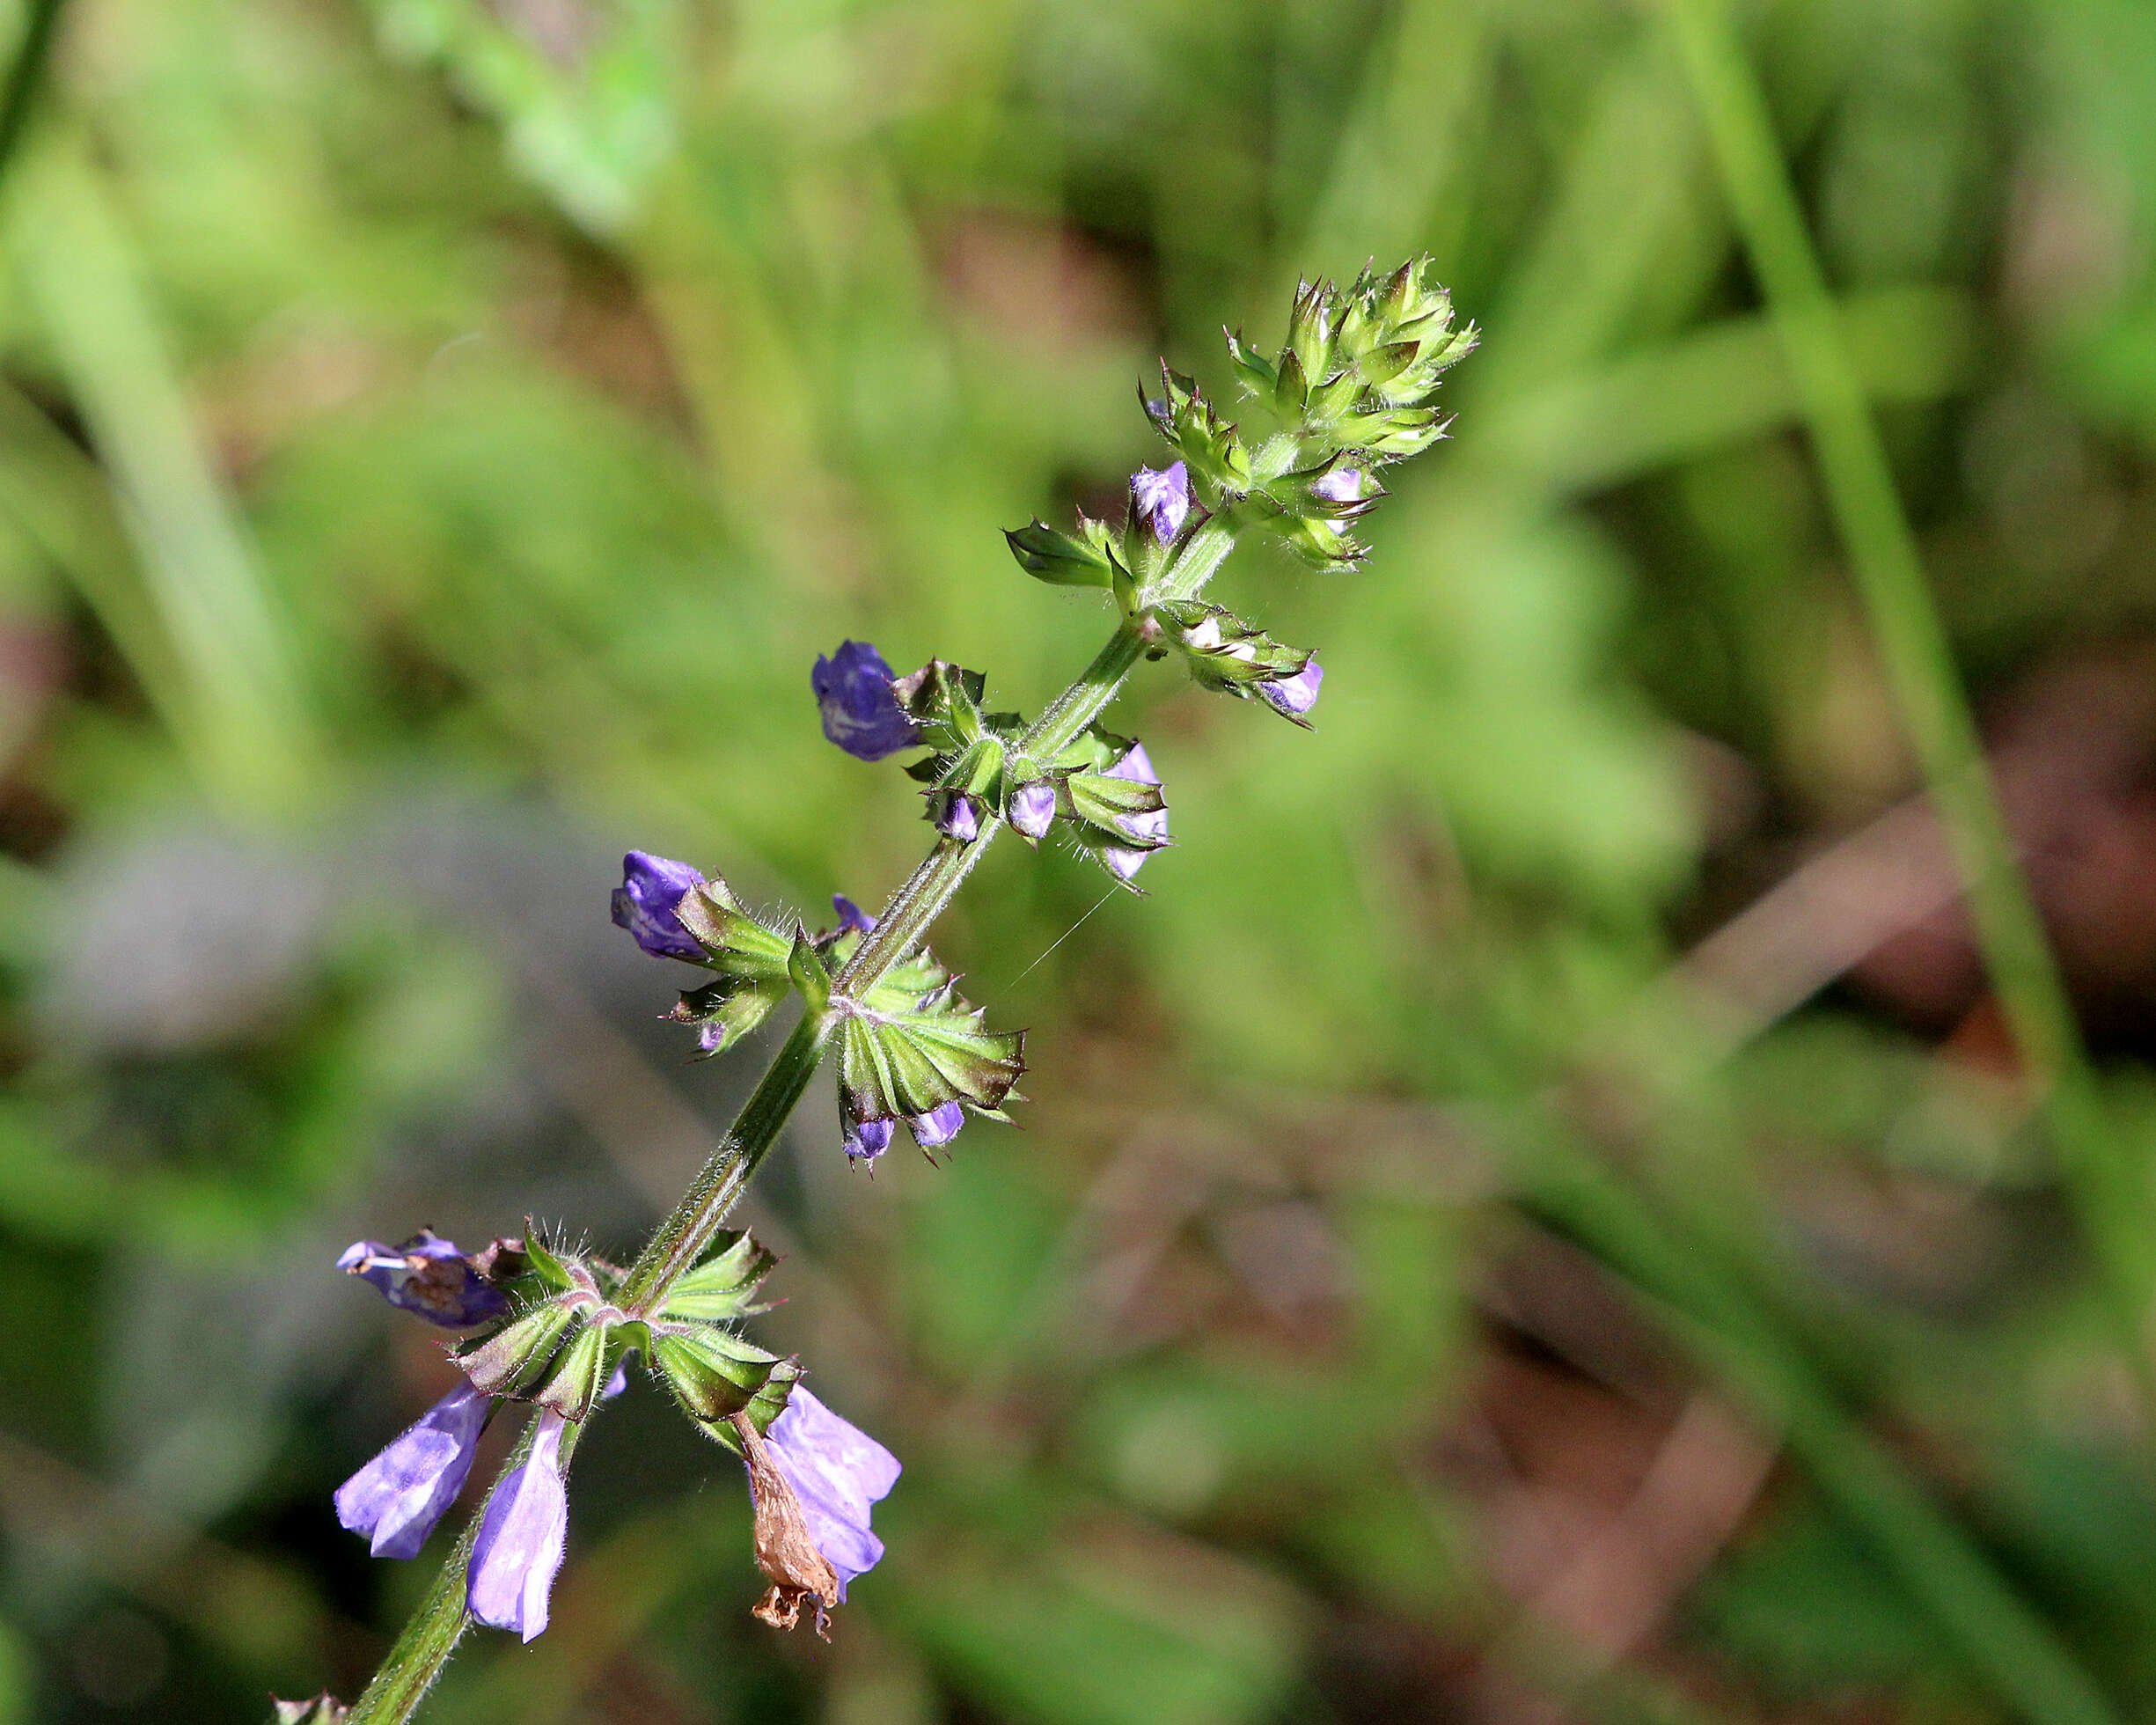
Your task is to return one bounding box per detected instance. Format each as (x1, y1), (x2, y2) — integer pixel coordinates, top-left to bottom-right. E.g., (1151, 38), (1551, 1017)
(1101, 741), (1169, 882)
(611, 851), (708, 961)
(928, 789), (983, 844)
(1008, 778), (1057, 841)
(1256, 655), (1324, 723)
(1130, 462), (1190, 547)
(910, 1101), (965, 1151)
(812, 642), (924, 761)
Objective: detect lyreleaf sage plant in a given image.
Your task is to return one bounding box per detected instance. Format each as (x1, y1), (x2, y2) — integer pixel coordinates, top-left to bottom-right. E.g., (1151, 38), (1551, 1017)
(297, 261), (1473, 1724)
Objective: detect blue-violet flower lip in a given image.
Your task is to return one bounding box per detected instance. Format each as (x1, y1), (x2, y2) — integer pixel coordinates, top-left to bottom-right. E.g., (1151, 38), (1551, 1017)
(910, 1101), (965, 1149)
(1131, 461), (1191, 547)
(832, 894), (877, 936)
(611, 851), (708, 961)
(845, 1115), (894, 1162)
(1258, 656), (1324, 720)
(763, 1386), (901, 1600)
(467, 1411), (569, 1643)
(812, 642), (923, 762)
(338, 1230), (510, 1328)
(335, 1381), (490, 1560)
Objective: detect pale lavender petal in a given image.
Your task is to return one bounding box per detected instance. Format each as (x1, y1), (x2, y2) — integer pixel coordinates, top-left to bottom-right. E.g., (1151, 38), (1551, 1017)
(1008, 780), (1057, 840)
(335, 1382), (489, 1560)
(467, 1413), (568, 1642)
(1257, 656), (1324, 719)
(764, 1387), (900, 1599)
(910, 1102), (965, 1149)
(1130, 462), (1191, 546)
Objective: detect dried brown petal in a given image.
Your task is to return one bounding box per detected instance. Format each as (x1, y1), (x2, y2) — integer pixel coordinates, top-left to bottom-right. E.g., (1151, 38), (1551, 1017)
(730, 1412), (840, 1639)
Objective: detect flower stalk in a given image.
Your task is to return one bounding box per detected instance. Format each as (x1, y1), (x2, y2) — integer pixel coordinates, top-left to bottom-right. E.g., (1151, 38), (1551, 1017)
(317, 260), (1475, 1725)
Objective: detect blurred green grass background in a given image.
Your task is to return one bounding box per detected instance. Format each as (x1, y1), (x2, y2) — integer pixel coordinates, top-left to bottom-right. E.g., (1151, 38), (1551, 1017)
(9, 0), (2156, 1721)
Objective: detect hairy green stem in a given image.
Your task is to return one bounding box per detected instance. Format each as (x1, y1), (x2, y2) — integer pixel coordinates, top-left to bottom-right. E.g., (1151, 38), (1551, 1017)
(1662, 0), (2156, 1418)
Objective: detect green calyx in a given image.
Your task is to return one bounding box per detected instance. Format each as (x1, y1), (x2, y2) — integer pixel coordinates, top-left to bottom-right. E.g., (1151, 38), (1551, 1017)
(667, 876), (799, 1057)
(831, 941), (1024, 1138)
(1149, 600), (1314, 701)
(646, 1229), (797, 1436)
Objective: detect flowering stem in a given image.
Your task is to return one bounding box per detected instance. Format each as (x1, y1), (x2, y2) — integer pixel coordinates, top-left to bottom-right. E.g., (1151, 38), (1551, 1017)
(342, 1514), (476, 1724)
(620, 517), (1239, 1319)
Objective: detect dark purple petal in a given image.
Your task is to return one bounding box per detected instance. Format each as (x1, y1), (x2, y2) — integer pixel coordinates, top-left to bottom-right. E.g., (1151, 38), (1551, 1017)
(762, 1387), (900, 1600)
(335, 1382), (489, 1559)
(844, 1115), (894, 1162)
(910, 1102), (965, 1149)
(337, 1230), (510, 1329)
(1008, 780), (1056, 840)
(1101, 742), (1168, 881)
(611, 852), (708, 961)
(467, 1412), (569, 1642)
(812, 642), (924, 762)
(929, 789), (981, 844)
(1131, 462), (1191, 547)
(1257, 656), (1324, 720)
(832, 894), (877, 936)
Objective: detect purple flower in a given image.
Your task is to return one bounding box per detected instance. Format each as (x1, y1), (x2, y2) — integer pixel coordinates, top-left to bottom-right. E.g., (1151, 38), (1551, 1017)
(929, 789), (982, 844)
(844, 1114), (893, 1162)
(338, 1230), (510, 1329)
(1008, 780), (1057, 841)
(611, 851), (708, 961)
(760, 1387), (901, 1602)
(1257, 655), (1324, 721)
(1131, 462), (1190, 547)
(813, 642), (923, 761)
(1102, 741), (1169, 881)
(832, 894), (876, 936)
(335, 1381), (490, 1560)
(467, 1411), (569, 1642)
(910, 1101), (964, 1150)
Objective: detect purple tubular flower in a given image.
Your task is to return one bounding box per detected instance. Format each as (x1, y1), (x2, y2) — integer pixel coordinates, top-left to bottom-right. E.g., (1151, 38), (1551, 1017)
(761, 1387), (901, 1601)
(1257, 655), (1324, 721)
(832, 894), (876, 936)
(1008, 779), (1056, 841)
(467, 1411), (569, 1642)
(813, 642), (924, 761)
(335, 1381), (489, 1560)
(910, 1101), (965, 1149)
(930, 789), (982, 844)
(611, 851), (708, 961)
(1131, 461), (1191, 547)
(1102, 741), (1169, 881)
(845, 1115), (894, 1162)
(338, 1230), (510, 1328)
